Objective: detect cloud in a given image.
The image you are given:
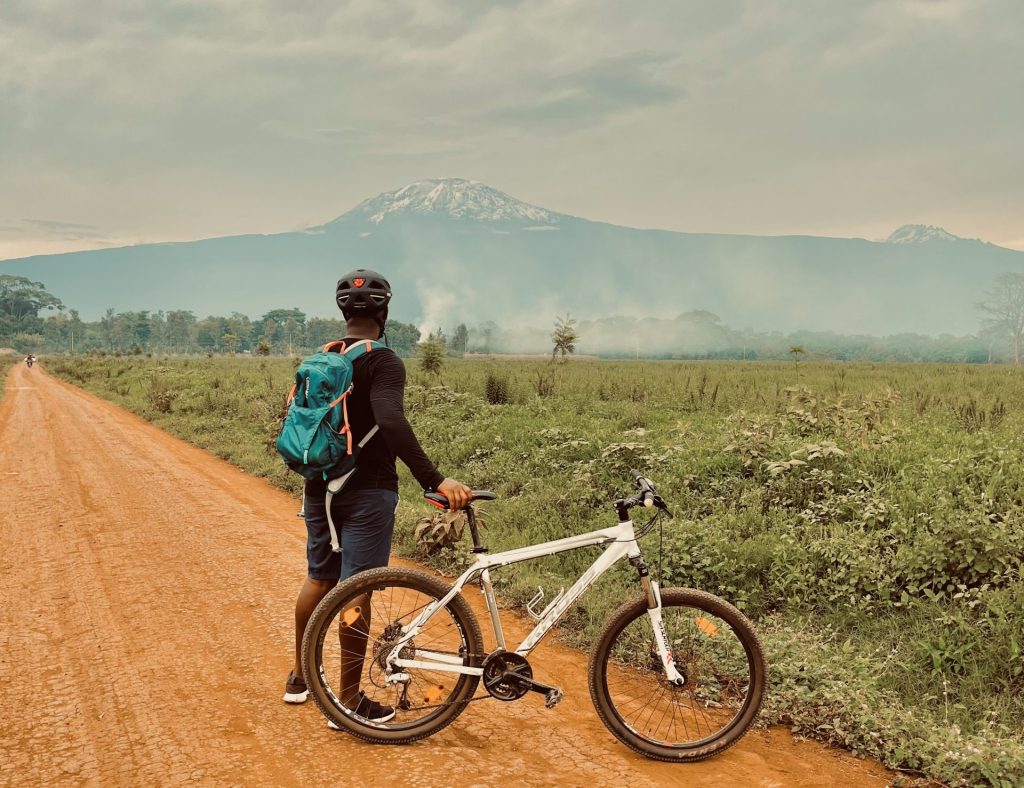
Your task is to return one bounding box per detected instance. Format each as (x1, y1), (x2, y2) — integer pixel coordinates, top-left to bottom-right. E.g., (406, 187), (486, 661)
(0, 219), (114, 249)
(480, 51), (684, 130)
(0, 0), (1021, 256)
(21, 219), (110, 241)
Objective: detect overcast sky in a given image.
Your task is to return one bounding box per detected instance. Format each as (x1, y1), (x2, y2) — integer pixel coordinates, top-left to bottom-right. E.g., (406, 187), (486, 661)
(1, 0), (1022, 260)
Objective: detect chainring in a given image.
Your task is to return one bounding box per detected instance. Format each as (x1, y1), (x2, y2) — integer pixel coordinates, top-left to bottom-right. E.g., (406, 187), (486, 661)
(481, 650), (533, 701)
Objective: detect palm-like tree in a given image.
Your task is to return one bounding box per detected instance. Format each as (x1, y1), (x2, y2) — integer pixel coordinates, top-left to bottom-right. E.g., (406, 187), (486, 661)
(552, 314), (578, 362)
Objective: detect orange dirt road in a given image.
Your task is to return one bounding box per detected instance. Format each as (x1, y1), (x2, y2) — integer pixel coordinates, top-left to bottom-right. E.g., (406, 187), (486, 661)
(0, 364), (894, 787)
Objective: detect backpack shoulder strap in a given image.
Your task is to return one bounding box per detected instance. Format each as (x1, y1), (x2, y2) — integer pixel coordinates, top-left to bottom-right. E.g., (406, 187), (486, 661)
(341, 339), (387, 362)
(322, 340), (347, 354)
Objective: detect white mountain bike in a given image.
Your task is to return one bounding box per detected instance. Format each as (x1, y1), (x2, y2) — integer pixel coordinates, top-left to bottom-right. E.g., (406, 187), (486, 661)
(301, 471), (767, 762)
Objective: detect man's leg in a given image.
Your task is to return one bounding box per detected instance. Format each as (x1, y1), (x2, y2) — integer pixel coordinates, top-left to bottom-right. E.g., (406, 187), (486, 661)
(338, 592), (371, 708)
(334, 490), (399, 709)
(293, 577), (337, 677)
(286, 479), (340, 702)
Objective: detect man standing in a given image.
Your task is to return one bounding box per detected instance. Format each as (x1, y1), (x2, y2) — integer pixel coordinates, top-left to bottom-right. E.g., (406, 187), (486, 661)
(284, 269), (471, 722)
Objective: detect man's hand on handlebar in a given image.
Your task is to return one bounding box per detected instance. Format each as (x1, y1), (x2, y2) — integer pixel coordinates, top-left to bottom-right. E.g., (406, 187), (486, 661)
(436, 478), (473, 510)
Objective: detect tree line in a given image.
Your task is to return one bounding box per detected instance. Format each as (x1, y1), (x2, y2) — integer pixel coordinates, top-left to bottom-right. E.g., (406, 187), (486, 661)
(2, 273), (1023, 364)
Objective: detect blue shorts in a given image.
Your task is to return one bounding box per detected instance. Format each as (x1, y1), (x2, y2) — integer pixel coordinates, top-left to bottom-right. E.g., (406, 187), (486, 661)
(302, 484), (399, 581)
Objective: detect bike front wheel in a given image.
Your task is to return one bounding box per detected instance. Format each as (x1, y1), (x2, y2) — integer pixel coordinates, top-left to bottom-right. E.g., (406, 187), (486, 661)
(589, 588), (767, 762)
(301, 567), (483, 744)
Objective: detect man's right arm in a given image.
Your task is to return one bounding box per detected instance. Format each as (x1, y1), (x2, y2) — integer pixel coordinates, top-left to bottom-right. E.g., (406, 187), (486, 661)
(367, 354), (443, 489)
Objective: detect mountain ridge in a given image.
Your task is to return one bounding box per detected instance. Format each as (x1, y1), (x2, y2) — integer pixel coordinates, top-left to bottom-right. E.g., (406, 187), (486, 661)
(313, 178), (567, 230)
(2, 178), (1022, 336)
(886, 224), (964, 244)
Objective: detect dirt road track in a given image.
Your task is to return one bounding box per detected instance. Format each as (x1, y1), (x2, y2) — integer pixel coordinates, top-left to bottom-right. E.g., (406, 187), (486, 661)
(0, 363), (893, 787)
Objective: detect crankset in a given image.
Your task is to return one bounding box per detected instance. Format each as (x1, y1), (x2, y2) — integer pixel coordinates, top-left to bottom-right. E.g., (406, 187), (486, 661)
(481, 649), (564, 708)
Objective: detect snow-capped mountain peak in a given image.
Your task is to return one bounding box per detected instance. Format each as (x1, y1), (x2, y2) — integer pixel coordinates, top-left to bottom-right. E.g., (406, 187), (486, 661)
(886, 224), (960, 244)
(320, 178), (563, 227)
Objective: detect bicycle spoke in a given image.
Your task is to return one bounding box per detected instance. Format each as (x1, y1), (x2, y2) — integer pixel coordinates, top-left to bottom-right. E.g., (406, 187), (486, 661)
(597, 600), (757, 751)
(311, 572), (478, 733)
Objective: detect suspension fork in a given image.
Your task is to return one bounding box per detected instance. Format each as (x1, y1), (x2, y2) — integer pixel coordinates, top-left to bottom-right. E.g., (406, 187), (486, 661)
(629, 556), (686, 687)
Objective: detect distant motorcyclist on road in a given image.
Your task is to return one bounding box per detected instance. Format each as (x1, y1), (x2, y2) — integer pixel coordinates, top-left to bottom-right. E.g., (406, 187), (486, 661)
(24, 354), (35, 368)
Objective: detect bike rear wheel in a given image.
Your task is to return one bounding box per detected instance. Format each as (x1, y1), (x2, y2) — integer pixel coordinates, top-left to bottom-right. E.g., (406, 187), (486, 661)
(589, 588), (766, 762)
(301, 567), (483, 743)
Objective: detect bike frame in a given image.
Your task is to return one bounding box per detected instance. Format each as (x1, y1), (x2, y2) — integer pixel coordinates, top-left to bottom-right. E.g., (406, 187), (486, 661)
(385, 516), (685, 685)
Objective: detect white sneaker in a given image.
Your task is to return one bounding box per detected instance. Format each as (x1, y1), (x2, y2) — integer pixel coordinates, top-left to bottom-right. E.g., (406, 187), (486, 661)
(283, 671), (308, 704)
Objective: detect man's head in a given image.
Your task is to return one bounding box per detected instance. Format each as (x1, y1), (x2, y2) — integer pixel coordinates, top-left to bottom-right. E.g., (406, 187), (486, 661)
(336, 269), (392, 337)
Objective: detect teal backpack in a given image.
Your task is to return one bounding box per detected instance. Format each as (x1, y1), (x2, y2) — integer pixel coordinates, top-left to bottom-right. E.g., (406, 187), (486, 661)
(276, 339), (386, 481)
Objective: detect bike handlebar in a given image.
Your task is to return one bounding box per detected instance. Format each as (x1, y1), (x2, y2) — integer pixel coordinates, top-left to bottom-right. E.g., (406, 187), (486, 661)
(627, 469), (672, 517)
(419, 473), (670, 519)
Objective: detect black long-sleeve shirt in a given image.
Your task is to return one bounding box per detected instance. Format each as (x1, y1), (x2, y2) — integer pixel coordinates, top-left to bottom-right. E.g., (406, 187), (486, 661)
(314, 339), (444, 494)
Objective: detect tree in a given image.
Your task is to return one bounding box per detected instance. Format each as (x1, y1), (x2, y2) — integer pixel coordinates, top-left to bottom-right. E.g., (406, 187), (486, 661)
(195, 316), (224, 351)
(226, 312), (253, 353)
(385, 320), (421, 358)
(451, 323), (468, 355)
(68, 309), (84, 353)
(306, 317), (340, 350)
(165, 310), (197, 353)
(978, 273), (1024, 366)
(283, 317), (301, 356)
(0, 275), (63, 339)
(418, 337), (445, 376)
(261, 318), (279, 352)
(551, 313), (578, 362)
(789, 345), (806, 363)
(258, 308), (305, 353)
(100, 308), (117, 350)
(125, 311), (152, 350)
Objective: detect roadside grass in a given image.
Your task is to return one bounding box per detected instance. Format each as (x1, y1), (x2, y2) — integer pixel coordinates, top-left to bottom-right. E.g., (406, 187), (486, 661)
(45, 355), (1024, 786)
(0, 355), (20, 398)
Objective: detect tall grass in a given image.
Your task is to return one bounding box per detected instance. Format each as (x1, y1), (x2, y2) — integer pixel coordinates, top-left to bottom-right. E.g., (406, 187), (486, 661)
(0, 355), (21, 399)
(46, 354), (1024, 786)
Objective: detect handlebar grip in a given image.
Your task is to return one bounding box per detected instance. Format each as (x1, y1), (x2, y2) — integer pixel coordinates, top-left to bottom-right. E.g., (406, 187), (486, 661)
(631, 470), (654, 493)
(642, 491), (655, 508)
(424, 492), (449, 509)
(422, 490), (497, 511)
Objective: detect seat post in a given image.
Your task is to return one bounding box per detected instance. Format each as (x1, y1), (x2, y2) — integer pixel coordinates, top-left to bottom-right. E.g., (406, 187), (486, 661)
(465, 506), (487, 553)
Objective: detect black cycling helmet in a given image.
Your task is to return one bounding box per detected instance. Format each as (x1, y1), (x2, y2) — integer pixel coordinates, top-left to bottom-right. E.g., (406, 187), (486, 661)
(336, 269), (391, 316)
(336, 269), (392, 338)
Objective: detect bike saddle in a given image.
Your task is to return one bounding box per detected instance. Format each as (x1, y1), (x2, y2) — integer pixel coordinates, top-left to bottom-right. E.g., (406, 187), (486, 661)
(424, 490), (497, 510)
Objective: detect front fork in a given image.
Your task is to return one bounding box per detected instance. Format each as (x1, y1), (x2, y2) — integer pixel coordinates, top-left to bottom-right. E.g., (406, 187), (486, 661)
(631, 556), (686, 687)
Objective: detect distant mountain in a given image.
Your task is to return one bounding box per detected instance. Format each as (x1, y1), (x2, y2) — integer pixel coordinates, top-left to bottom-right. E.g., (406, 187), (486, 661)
(886, 224), (963, 244)
(3, 178), (1023, 336)
(315, 178), (562, 227)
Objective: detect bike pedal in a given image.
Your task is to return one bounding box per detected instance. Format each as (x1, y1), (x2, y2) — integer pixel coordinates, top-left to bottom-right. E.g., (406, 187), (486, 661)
(544, 688), (564, 709)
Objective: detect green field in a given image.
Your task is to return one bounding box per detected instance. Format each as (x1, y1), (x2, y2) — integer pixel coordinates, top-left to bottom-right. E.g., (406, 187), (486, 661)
(43, 355), (1024, 786)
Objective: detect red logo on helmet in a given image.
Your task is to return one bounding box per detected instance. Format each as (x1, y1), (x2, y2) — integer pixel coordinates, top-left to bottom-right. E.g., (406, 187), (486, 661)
(353, 278), (366, 288)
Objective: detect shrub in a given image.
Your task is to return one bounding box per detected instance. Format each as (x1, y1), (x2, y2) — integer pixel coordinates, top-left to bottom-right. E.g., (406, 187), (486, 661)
(484, 372), (511, 404)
